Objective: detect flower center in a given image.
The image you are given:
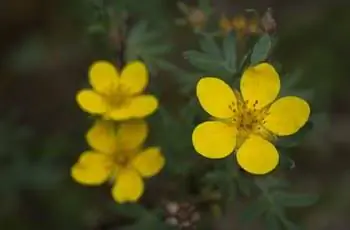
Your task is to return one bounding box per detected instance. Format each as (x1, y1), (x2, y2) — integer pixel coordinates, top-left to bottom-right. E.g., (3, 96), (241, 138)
(228, 98), (271, 145)
(104, 85), (131, 108)
(112, 153), (129, 167)
(112, 149), (137, 168)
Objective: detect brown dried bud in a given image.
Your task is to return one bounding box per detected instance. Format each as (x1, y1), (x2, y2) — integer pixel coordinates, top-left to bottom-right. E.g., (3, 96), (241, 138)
(164, 201), (200, 230)
(188, 8), (207, 29)
(261, 8), (277, 33)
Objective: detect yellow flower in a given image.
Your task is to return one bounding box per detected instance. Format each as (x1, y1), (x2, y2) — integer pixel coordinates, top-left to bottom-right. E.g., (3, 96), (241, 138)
(76, 61), (158, 120)
(219, 14), (234, 34)
(71, 119), (165, 203)
(192, 63), (310, 175)
(220, 14), (261, 37)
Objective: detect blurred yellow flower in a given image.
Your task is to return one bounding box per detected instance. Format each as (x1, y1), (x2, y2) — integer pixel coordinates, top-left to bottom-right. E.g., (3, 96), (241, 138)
(71, 119), (165, 203)
(220, 14), (260, 37)
(192, 63), (310, 175)
(76, 61), (158, 121)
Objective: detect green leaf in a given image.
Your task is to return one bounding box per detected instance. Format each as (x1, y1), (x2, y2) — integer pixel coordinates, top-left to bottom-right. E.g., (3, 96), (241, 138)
(203, 171), (228, 186)
(87, 24), (106, 35)
(112, 203), (147, 218)
(199, 36), (222, 58)
(121, 212), (170, 230)
(278, 216), (301, 230)
(184, 50), (227, 74)
(143, 44), (172, 55)
(198, 0), (212, 14)
(276, 121), (313, 148)
(275, 192), (319, 207)
(126, 21), (172, 74)
(236, 175), (253, 197)
(250, 34), (271, 65)
(240, 196), (269, 224)
(222, 32), (237, 72)
(255, 176), (290, 191)
(264, 213), (283, 230)
(278, 151), (296, 170)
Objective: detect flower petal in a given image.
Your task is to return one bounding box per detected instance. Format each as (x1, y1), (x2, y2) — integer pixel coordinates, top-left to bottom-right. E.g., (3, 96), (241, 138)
(240, 63), (280, 109)
(86, 120), (118, 154)
(263, 96), (310, 136)
(89, 61), (119, 93)
(112, 168), (144, 203)
(108, 95), (158, 120)
(116, 119), (148, 150)
(131, 147), (165, 178)
(71, 151), (112, 185)
(236, 136), (279, 175)
(192, 121), (236, 159)
(76, 90), (107, 114)
(120, 61), (148, 95)
(196, 77), (237, 119)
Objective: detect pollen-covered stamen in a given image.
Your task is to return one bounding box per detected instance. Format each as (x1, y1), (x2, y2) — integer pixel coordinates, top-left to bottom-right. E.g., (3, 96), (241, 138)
(229, 99), (267, 132)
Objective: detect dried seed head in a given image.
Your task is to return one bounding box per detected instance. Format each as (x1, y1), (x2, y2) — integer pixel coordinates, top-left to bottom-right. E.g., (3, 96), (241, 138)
(166, 202), (180, 215)
(261, 8), (277, 33)
(188, 8), (207, 29)
(163, 201), (200, 230)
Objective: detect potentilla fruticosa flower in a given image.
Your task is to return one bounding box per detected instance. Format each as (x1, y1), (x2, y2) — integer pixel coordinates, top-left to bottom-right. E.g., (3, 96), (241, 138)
(71, 119), (165, 203)
(76, 61), (158, 120)
(192, 63), (310, 175)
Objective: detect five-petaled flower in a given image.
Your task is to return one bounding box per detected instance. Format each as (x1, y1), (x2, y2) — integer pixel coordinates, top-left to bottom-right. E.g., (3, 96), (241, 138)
(192, 63), (310, 175)
(76, 61), (158, 120)
(71, 119), (165, 203)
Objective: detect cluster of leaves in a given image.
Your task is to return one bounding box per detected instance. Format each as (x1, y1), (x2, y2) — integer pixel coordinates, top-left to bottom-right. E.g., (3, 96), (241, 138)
(75, 0), (323, 229)
(178, 30), (319, 229)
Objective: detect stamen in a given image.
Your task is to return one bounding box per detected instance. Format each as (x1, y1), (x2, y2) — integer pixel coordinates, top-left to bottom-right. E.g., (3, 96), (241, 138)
(253, 100), (259, 108)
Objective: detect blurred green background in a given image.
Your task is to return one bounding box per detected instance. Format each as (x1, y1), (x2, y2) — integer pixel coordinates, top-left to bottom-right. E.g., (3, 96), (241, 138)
(0, 0), (349, 229)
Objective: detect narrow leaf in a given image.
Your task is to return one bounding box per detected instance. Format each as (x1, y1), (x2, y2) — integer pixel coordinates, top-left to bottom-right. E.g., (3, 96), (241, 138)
(250, 33), (271, 65)
(184, 50), (225, 73)
(275, 192), (319, 207)
(240, 196), (269, 224)
(264, 213), (283, 230)
(199, 36), (222, 58)
(222, 32), (237, 72)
